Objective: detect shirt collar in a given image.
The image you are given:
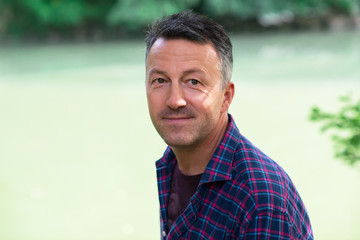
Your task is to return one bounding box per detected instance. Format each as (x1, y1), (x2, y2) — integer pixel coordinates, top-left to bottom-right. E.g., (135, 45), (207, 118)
(156, 114), (240, 183)
(200, 114), (239, 183)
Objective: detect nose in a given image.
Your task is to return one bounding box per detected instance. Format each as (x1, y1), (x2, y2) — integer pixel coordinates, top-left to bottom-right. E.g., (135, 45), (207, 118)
(166, 82), (187, 110)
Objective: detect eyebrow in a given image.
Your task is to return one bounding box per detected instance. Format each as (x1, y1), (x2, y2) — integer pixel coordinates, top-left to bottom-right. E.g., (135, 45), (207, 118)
(148, 68), (167, 76)
(148, 68), (205, 76)
(183, 68), (205, 76)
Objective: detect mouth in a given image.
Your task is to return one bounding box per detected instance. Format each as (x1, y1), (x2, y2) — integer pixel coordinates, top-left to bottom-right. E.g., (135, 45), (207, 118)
(162, 116), (193, 124)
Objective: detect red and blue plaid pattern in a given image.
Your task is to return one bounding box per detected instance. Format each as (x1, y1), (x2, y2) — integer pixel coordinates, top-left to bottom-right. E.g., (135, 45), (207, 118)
(156, 115), (313, 239)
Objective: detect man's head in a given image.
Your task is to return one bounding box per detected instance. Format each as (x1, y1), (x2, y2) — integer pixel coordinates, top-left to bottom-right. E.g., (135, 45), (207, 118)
(145, 10), (233, 86)
(145, 11), (235, 150)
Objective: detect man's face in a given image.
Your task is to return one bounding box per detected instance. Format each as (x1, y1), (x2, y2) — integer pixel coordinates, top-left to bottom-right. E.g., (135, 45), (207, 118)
(146, 38), (230, 149)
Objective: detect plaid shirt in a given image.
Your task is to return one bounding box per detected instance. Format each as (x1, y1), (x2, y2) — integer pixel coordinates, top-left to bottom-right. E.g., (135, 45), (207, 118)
(156, 114), (313, 239)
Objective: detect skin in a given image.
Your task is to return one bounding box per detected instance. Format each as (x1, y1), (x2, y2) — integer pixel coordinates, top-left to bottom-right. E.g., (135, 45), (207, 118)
(146, 38), (234, 175)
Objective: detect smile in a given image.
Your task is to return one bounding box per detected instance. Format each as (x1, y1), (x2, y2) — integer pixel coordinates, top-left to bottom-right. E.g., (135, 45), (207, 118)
(162, 117), (193, 124)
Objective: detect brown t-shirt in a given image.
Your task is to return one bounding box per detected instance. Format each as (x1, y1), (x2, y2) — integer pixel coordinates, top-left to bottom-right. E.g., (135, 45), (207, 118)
(167, 162), (202, 229)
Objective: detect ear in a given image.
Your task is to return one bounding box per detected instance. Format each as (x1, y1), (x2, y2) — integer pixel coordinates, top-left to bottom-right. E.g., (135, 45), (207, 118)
(221, 82), (235, 113)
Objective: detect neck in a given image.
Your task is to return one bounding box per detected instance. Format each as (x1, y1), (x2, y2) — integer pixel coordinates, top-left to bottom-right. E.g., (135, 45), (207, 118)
(172, 114), (229, 176)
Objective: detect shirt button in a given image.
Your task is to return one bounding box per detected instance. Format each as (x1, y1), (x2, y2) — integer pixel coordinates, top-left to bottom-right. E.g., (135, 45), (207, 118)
(162, 230), (166, 237)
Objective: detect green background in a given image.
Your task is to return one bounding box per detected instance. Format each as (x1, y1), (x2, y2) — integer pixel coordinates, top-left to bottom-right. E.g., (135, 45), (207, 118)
(1, 30), (360, 239)
(2, 0), (360, 41)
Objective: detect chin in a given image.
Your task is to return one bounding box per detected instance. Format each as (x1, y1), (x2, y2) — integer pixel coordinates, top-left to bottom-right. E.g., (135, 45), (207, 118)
(163, 136), (194, 148)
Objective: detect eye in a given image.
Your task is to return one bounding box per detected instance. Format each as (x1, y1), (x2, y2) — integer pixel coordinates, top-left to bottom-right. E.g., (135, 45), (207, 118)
(189, 79), (200, 85)
(153, 78), (166, 84)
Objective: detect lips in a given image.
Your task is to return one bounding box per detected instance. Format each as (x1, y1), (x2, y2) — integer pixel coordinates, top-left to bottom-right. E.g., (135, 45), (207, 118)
(163, 115), (192, 120)
(162, 116), (193, 124)
(160, 108), (195, 123)
(163, 116), (193, 120)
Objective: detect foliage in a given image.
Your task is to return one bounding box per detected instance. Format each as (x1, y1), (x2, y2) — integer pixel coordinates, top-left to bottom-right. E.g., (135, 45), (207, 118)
(1, 0), (360, 40)
(201, 0), (360, 23)
(21, 0), (83, 25)
(203, 0), (291, 18)
(107, 0), (199, 30)
(0, 0), (116, 39)
(292, 0), (360, 16)
(310, 95), (360, 166)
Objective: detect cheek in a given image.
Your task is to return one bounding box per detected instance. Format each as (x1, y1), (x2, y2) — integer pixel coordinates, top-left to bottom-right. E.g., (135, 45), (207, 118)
(146, 92), (155, 110)
(188, 91), (223, 111)
(147, 92), (163, 115)
(147, 97), (156, 112)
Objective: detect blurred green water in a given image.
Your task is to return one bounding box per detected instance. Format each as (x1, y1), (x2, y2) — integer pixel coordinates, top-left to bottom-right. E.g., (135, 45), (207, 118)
(0, 30), (360, 240)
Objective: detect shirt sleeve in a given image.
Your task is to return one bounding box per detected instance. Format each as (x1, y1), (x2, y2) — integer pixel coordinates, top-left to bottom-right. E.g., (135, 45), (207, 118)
(242, 209), (313, 240)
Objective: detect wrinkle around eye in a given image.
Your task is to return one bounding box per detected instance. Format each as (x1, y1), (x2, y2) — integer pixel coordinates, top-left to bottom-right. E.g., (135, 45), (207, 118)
(189, 79), (200, 85)
(200, 88), (211, 96)
(185, 81), (211, 96)
(183, 78), (202, 88)
(149, 77), (168, 88)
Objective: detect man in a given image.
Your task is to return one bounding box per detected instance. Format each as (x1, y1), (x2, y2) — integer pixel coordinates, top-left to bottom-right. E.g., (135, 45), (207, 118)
(145, 11), (313, 239)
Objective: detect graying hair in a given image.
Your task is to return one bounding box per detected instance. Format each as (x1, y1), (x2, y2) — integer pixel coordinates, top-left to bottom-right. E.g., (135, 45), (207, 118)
(145, 10), (233, 87)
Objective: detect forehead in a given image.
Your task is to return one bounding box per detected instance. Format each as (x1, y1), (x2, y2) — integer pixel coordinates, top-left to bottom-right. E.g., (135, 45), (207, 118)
(148, 38), (218, 62)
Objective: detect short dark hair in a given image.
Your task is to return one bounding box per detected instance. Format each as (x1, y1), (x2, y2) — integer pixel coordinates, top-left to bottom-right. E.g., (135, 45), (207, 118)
(145, 10), (233, 86)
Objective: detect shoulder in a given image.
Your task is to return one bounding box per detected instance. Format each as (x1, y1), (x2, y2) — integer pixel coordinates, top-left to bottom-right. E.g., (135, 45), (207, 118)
(230, 133), (295, 213)
(229, 133), (313, 234)
(218, 115), (292, 212)
(226, 133), (314, 235)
